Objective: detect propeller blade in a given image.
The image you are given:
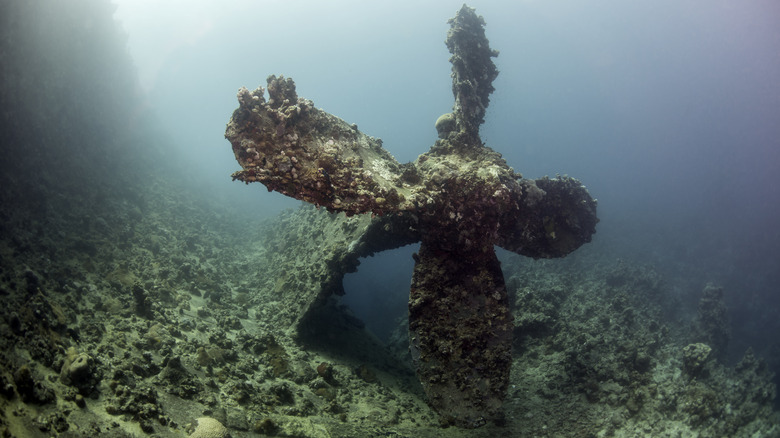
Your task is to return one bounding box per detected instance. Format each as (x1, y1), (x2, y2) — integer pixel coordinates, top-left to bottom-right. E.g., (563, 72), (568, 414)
(409, 241), (512, 428)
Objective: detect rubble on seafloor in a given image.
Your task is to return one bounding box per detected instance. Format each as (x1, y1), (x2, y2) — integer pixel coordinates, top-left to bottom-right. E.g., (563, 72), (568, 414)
(1, 195), (779, 436)
(0, 1), (778, 437)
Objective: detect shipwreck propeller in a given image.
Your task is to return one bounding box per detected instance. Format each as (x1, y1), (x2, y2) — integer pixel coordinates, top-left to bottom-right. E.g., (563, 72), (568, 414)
(225, 5), (597, 427)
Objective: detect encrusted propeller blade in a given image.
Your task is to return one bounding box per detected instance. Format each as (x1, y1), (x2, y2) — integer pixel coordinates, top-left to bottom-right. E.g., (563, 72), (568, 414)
(409, 241), (512, 427)
(225, 76), (417, 216)
(498, 176), (599, 259)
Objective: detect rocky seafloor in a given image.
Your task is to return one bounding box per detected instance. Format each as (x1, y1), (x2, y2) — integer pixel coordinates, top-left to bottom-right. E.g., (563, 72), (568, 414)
(1, 1), (779, 437)
(1, 188), (779, 437)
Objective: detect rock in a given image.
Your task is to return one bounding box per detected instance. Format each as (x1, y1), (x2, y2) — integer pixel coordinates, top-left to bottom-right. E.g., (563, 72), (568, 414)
(60, 347), (92, 385)
(225, 410), (249, 431)
(23, 269), (41, 294)
(132, 283), (152, 318)
(0, 373), (15, 399)
(682, 343), (712, 376)
(13, 364), (55, 404)
(356, 364), (377, 384)
(253, 418), (277, 435)
(158, 356), (203, 399)
(316, 362), (335, 384)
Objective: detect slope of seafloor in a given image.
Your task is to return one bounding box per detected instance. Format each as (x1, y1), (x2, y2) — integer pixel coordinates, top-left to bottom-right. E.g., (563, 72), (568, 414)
(1, 193), (779, 437)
